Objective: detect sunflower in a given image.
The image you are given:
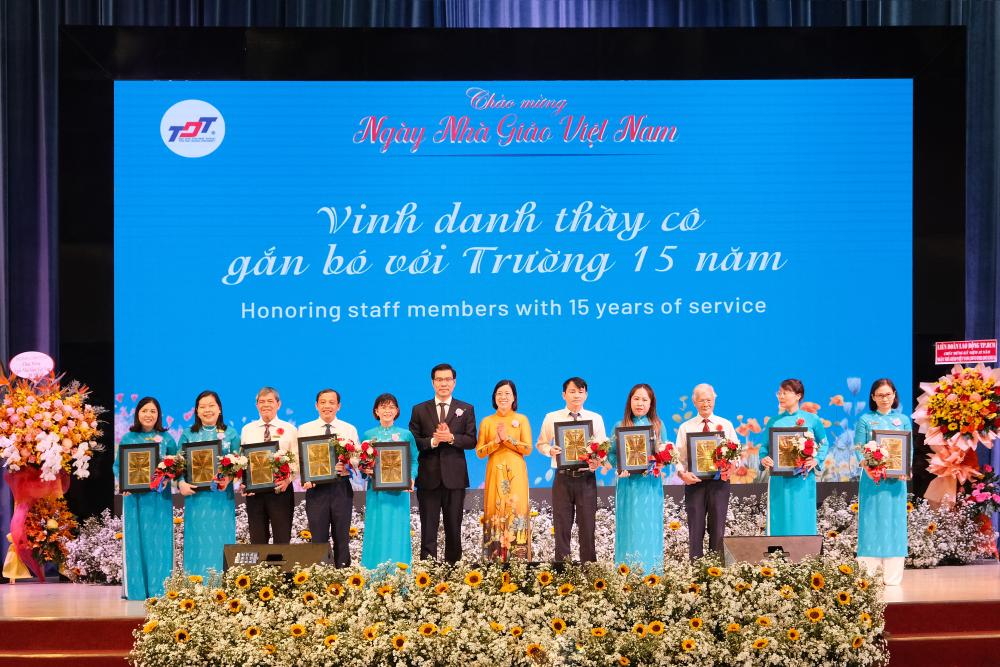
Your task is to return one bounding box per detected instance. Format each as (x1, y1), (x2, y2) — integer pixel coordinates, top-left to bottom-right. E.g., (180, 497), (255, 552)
(415, 572), (431, 588)
(315, 617), (330, 627)
(363, 625), (379, 640)
(324, 634), (338, 647)
(856, 579), (871, 590)
(617, 657), (630, 666)
(179, 598), (195, 612)
(376, 585), (393, 597)
(734, 582), (751, 593)
(551, 618), (566, 634)
(907, 501), (915, 512)
(465, 570), (483, 587)
(303, 592), (318, 604)
(327, 582), (345, 597)
(212, 589), (227, 603)
(245, 626), (261, 639)
(687, 582), (701, 594)
(558, 582), (575, 596)
(347, 574), (365, 589)
(235, 574), (251, 589)
(806, 607), (825, 623)
(434, 582), (449, 595)
(617, 564), (631, 576)
(725, 623), (741, 633)
(526, 643), (544, 658)
(392, 634), (406, 651)
(668, 519), (681, 531)
(644, 574), (660, 587)
(228, 599), (242, 613)
(837, 591), (852, 605)
(756, 616), (772, 628)
(490, 621), (505, 633)
(681, 638), (696, 652)
(591, 627), (607, 637)
(648, 620), (664, 635)
(810, 572), (825, 590)
(826, 530), (839, 538)
(142, 620), (158, 634)
(852, 636), (865, 648)
(535, 570), (554, 586)
(850, 502), (859, 513)
(258, 586), (274, 602)
(786, 628), (800, 641)
(927, 522), (938, 533)
(838, 564), (854, 575)
(752, 637), (769, 650)
(165, 591), (179, 600)
(593, 578), (608, 591)
(188, 574), (203, 584)
(293, 571), (309, 585)
(396, 562), (409, 571)
(759, 566), (775, 578)
(689, 617), (703, 630)
(440, 626), (454, 635)
(299, 529), (312, 540)
(500, 582), (519, 593)
(173, 516), (183, 525)
(289, 624), (307, 638)
(706, 566), (722, 577)
(349, 526), (359, 537)
(510, 626), (524, 637)
(780, 585), (796, 599)
(632, 622), (646, 637)
(174, 628), (190, 643)
(860, 612), (873, 627)
(419, 623), (438, 636)
(262, 644), (276, 655)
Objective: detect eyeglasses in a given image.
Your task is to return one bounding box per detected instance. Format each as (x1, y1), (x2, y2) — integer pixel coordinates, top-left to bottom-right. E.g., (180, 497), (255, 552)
(873, 392), (895, 400)
(775, 391), (798, 398)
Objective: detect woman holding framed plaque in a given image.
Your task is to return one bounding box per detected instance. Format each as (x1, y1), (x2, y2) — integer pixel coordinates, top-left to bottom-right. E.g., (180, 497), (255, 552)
(476, 380), (533, 560)
(854, 378), (911, 585)
(361, 393), (419, 568)
(607, 383), (665, 573)
(177, 390), (239, 577)
(760, 378), (829, 536)
(113, 396), (177, 599)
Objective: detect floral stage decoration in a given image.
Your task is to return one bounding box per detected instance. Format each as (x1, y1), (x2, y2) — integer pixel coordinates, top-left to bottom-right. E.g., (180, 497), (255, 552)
(0, 370), (102, 580)
(913, 363), (1000, 506)
(131, 555), (886, 667)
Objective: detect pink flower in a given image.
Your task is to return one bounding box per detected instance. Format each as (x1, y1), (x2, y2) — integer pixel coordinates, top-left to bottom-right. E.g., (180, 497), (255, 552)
(153, 435), (163, 443)
(994, 494), (1000, 503)
(115, 393), (124, 403)
(130, 393), (138, 401)
(985, 465), (994, 474)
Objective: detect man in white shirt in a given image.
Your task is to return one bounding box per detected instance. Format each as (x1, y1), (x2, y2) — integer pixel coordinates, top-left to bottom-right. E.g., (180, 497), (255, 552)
(297, 388), (359, 568)
(239, 387), (298, 545)
(675, 383), (740, 559)
(536, 376), (608, 562)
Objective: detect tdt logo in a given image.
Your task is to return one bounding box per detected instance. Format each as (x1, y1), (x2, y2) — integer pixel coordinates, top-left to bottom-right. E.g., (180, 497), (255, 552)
(160, 99), (225, 158)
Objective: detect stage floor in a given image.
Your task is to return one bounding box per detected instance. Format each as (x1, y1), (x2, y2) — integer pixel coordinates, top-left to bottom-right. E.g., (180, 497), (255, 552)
(2, 562), (998, 620)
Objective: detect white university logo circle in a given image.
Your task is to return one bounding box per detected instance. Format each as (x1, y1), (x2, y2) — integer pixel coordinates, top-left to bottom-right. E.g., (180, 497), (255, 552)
(160, 99), (225, 158)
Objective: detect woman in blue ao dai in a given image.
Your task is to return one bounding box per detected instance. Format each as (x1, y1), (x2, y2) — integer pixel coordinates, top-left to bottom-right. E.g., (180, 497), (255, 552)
(607, 384), (666, 573)
(114, 396), (177, 599)
(854, 378), (910, 585)
(361, 393), (419, 569)
(761, 378), (830, 536)
(177, 390), (239, 578)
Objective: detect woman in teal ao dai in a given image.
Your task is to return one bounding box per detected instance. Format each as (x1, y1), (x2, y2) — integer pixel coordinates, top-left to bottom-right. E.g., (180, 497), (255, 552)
(361, 393), (419, 569)
(854, 378), (910, 585)
(607, 384), (666, 573)
(177, 390), (239, 577)
(114, 396), (177, 599)
(761, 378), (830, 536)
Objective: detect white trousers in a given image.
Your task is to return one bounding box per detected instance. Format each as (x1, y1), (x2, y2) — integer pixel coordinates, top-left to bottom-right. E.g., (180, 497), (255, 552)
(857, 556), (905, 586)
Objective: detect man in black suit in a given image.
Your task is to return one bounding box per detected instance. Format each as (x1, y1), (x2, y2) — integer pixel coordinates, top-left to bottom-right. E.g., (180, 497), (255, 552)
(409, 363), (477, 563)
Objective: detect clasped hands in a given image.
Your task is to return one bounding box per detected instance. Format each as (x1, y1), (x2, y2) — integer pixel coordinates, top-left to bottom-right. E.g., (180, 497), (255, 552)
(432, 421), (454, 447)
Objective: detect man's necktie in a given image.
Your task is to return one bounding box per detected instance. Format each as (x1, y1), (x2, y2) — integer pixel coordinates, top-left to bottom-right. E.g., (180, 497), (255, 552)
(571, 412), (581, 421)
(702, 418), (711, 433)
(263, 422), (272, 441)
(324, 423), (332, 436)
(438, 402), (447, 423)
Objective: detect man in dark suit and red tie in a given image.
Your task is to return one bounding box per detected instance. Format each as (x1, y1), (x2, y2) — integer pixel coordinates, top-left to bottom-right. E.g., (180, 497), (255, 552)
(409, 363), (477, 563)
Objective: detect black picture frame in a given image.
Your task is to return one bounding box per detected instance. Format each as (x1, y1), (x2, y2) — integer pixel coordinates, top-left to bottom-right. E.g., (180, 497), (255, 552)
(768, 427), (808, 477)
(118, 442), (159, 493)
(615, 425), (653, 473)
(553, 420), (593, 470)
(872, 429), (912, 479)
(371, 441), (412, 491)
(297, 434), (339, 486)
(687, 432), (723, 480)
(182, 439), (222, 489)
(241, 441), (279, 493)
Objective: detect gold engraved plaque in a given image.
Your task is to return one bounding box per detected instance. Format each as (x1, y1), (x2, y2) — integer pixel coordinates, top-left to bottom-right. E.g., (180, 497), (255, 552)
(625, 434), (648, 468)
(696, 440), (719, 473)
(249, 451), (274, 485)
(380, 450), (403, 484)
(127, 451), (151, 486)
(190, 449), (216, 484)
(777, 436), (800, 468)
(563, 428), (586, 461)
(307, 443), (332, 478)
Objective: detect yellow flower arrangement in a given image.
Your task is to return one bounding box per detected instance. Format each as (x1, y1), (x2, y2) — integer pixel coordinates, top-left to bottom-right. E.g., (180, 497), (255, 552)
(537, 570), (553, 586)
(632, 622), (646, 637)
(415, 572), (431, 588)
(347, 574), (365, 589)
(786, 628), (800, 641)
(726, 623), (741, 633)
(852, 636), (865, 648)
(464, 570), (483, 587)
(756, 616), (772, 628)
(558, 582), (574, 595)
(526, 643), (544, 658)
(591, 627), (607, 637)
(434, 582), (449, 595)
(293, 571), (309, 585)
(806, 607), (825, 623)
(860, 612), (873, 626)
(752, 637), (769, 650)
(617, 657), (631, 666)
(593, 578), (607, 591)
(759, 566), (775, 577)
(648, 620), (664, 635)
(349, 526), (359, 537)
(681, 638), (696, 652)
(643, 574), (660, 587)
(363, 625), (379, 640)
(617, 564), (630, 576)
(396, 562), (408, 571)
(188, 575), (203, 584)
(289, 623), (306, 638)
(327, 582), (345, 596)
(227, 599), (242, 613)
(303, 591), (318, 604)
(837, 591), (852, 605)
(142, 620), (158, 634)
(179, 598), (196, 612)
(810, 572), (825, 590)
(838, 564), (854, 575)
(212, 589), (227, 603)
(299, 529), (312, 540)
(258, 586), (274, 602)
(689, 617), (703, 630)
(392, 634), (406, 650)
(324, 634), (338, 647)
(669, 520), (681, 531)
(510, 626), (523, 637)
(550, 618), (566, 634)
(165, 591), (179, 599)
(234, 574), (250, 589)
(706, 566), (722, 577)
(376, 585), (393, 597)
(244, 626), (260, 639)
(489, 621), (504, 633)
(174, 628), (190, 643)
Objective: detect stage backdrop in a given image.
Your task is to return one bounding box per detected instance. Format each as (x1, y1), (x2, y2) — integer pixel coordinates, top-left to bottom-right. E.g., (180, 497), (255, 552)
(114, 78), (912, 487)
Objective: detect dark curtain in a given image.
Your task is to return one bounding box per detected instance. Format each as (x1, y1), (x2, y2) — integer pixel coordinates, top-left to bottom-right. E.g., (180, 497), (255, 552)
(1, 1), (997, 535)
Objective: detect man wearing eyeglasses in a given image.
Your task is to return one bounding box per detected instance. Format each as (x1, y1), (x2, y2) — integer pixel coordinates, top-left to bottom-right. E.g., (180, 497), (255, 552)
(675, 383), (740, 559)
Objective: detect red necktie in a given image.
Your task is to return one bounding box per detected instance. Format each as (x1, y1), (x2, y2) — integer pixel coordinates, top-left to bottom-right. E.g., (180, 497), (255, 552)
(702, 418), (711, 433)
(263, 422), (272, 441)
